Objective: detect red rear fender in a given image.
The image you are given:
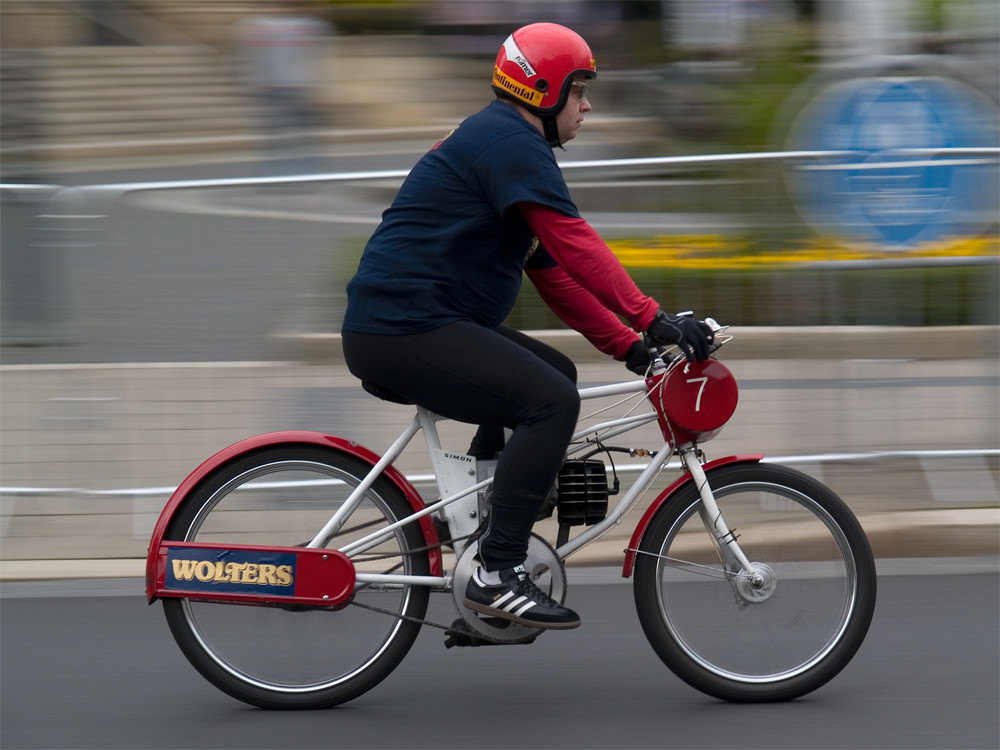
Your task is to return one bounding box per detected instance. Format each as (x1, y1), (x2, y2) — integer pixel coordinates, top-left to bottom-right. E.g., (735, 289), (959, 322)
(146, 431), (441, 602)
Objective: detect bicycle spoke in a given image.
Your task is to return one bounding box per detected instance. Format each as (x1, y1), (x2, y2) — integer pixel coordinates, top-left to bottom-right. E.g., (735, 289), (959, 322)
(629, 548), (748, 582)
(161, 447), (431, 709)
(633, 463), (876, 701)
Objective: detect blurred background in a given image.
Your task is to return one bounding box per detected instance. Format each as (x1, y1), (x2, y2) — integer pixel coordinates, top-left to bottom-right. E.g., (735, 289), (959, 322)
(0, 0), (997, 575)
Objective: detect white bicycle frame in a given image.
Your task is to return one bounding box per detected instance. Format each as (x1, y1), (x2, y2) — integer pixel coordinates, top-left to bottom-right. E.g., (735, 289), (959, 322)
(308, 376), (753, 590)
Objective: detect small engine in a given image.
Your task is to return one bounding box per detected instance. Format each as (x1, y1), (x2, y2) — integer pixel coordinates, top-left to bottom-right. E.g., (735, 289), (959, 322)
(556, 459), (610, 526)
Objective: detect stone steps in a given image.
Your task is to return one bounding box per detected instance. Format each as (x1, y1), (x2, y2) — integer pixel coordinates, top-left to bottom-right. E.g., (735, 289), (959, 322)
(2, 45), (258, 160)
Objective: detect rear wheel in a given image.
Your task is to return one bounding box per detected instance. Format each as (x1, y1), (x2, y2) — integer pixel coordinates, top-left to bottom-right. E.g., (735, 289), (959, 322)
(633, 463), (876, 702)
(162, 444), (431, 709)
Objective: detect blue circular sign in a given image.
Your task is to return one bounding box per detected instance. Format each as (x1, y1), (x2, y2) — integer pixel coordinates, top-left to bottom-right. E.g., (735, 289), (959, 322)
(787, 76), (998, 248)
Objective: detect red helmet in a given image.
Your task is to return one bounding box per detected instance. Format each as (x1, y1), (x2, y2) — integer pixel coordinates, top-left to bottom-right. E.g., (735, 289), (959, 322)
(492, 23), (597, 117)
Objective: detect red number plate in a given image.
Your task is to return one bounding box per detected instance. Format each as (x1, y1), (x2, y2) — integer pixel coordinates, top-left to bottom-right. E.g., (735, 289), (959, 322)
(662, 358), (739, 435)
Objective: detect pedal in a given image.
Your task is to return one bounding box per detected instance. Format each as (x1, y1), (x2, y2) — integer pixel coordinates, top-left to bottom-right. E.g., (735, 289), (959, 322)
(443, 617), (538, 649)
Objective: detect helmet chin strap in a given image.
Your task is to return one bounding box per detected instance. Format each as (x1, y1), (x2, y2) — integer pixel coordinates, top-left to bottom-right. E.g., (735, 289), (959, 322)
(542, 115), (564, 149)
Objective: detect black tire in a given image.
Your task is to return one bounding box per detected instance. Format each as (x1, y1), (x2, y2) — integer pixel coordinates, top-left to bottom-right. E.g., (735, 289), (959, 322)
(162, 444), (431, 709)
(633, 463), (876, 702)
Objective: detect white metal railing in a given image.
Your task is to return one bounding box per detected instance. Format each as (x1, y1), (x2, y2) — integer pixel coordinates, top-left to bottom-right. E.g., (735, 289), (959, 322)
(3, 147), (998, 204)
(2, 449), (997, 499)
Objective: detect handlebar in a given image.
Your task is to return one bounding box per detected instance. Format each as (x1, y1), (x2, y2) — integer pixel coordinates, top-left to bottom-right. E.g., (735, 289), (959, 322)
(643, 315), (729, 373)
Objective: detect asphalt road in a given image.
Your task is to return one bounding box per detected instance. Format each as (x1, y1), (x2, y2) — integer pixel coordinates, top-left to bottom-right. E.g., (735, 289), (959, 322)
(2, 561), (997, 750)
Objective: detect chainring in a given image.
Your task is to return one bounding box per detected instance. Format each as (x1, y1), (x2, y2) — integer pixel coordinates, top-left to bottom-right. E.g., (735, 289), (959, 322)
(451, 535), (567, 644)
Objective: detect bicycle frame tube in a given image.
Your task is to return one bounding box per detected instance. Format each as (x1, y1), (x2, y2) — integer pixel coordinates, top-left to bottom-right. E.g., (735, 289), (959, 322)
(354, 572), (450, 588)
(307, 415), (423, 549)
(556, 439), (673, 560)
(570, 380), (655, 446)
(578, 380), (649, 399)
(337, 478), (486, 560)
(555, 379), (664, 557)
(322, 407), (490, 562)
(565, 378), (757, 575)
(317, 379), (669, 588)
(310, 374), (758, 591)
(568, 412), (659, 446)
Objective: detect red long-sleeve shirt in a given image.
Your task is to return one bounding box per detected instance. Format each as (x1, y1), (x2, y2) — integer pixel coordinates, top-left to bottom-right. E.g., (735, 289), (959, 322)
(520, 202), (659, 360)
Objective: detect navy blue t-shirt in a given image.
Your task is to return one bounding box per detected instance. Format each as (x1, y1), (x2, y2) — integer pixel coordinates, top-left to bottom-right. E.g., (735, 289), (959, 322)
(342, 100), (579, 334)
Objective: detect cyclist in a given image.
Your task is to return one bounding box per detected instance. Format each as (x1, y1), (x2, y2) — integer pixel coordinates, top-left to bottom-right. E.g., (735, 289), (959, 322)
(342, 22), (712, 630)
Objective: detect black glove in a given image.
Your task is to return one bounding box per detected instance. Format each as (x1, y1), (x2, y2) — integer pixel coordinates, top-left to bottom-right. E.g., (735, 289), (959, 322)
(623, 339), (652, 376)
(645, 310), (714, 363)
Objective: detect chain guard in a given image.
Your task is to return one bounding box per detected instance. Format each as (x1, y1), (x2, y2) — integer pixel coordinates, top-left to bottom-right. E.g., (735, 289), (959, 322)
(450, 534), (567, 645)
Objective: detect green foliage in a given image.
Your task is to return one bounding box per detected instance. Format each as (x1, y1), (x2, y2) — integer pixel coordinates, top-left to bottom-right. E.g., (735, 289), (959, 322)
(321, 0), (422, 34)
(506, 263), (999, 329)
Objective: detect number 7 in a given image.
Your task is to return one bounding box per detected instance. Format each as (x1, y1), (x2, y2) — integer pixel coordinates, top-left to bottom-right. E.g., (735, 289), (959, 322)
(686, 377), (708, 411)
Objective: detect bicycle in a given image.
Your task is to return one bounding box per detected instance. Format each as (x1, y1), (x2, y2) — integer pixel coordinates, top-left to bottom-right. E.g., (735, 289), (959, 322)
(145, 321), (876, 708)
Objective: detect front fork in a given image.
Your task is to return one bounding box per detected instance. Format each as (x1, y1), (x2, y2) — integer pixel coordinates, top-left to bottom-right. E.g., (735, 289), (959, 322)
(678, 445), (758, 585)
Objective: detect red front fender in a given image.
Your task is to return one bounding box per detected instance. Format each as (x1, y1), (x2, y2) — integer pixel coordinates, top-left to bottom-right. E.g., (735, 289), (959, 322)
(621, 454), (764, 578)
(146, 431), (442, 603)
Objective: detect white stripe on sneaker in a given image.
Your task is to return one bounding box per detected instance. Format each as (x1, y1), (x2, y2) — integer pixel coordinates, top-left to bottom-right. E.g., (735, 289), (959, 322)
(511, 599), (537, 617)
(500, 595), (529, 613)
(492, 591), (517, 608)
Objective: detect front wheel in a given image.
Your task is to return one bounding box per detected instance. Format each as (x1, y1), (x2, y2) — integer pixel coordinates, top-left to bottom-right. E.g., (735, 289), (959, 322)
(633, 463), (876, 702)
(161, 444), (431, 709)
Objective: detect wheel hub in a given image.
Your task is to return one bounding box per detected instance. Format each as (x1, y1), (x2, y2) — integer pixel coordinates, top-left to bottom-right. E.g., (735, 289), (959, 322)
(735, 562), (777, 603)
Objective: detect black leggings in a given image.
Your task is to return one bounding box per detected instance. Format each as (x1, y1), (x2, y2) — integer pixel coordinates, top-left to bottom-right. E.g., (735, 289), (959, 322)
(342, 323), (580, 571)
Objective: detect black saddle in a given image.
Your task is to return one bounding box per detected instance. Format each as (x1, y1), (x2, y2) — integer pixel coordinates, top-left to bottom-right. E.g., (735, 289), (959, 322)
(361, 380), (413, 405)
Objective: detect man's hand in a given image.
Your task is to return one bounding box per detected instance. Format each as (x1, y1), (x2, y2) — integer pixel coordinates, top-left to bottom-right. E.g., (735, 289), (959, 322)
(623, 339), (653, 376)
(645, 310), (714, 363)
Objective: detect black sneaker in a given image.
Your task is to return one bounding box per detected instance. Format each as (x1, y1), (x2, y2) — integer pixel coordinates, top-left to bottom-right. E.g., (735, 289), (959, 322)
(463, 564), (581, 630)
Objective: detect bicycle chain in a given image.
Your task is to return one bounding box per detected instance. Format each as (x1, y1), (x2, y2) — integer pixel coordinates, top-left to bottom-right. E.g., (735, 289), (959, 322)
(347, 597), (451, 632)
(347, 595), (539, 646)
(349, 532), (510, 640)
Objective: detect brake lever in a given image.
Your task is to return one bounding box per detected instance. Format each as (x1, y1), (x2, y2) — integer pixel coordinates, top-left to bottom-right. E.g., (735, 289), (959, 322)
(644, 314), (729, 368)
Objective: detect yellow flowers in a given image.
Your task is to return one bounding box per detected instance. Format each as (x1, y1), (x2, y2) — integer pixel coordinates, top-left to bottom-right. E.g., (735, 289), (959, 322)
(606, 234), (999, 270)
